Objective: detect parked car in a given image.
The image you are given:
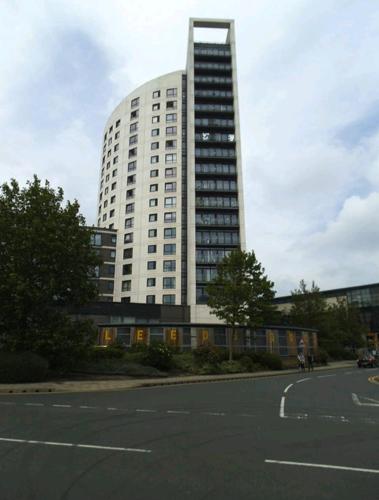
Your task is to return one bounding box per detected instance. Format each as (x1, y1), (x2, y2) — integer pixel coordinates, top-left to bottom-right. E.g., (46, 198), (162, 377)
(357, 354), (377, 368)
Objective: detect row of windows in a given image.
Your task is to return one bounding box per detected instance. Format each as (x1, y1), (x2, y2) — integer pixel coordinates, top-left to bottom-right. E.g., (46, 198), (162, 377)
(195, 148), (235, 158)
(194, 62), (232, 70)
(196, 267), (218, 282)
(126, 166), (176, 178)
(151, 100), (177, 111)
(152, 126), (177, 136)
(152, 88), (177, 99)
(196, 231), (239, 245)
(104, 120), (121, 142)
(195, 104), (233, 112)
(123, 212), (176, 234)
(150, 140), (177, 150)
(195, 118), (234, 127)
(123, 262), (176, 276)
(195, 179), (237, 191)
(128, 149), (177, 164)
(196, 213), (238, 226)
(196, 196), (238, 208)
(196, 248), (233, 264)
(194, 76), (232, 84)
(90, 233), (117, 246)
(195, 163), (236, 175)
(194, 48), (231, 56)
(123, 243), (176, 260)
(151, 113), (177, 124)
(195, 90), (233, 98)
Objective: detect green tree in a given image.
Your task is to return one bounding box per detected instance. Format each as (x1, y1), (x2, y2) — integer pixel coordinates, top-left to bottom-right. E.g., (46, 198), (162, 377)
(206, 250), (276, 361)
(289, 280), (328, 330)
(0, 176), (100, 367)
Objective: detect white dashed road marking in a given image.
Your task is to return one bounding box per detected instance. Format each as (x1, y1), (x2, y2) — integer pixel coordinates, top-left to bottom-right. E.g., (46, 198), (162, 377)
(0, 437), (151, 453)
(297, 378), (310, 383)
(265, 459), (379, 474)
(283, 383), (293, 394)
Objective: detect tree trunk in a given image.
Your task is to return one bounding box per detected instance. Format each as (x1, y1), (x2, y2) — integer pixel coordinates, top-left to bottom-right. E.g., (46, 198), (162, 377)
(229, 326), (234, 361)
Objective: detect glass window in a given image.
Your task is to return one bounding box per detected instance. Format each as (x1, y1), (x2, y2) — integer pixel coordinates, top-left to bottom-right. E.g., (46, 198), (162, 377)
(166, 88), (177, 97)
(163, 260), (176, 272)
(149, 198), (158, 207)
(128, 161), (136, 171)
(146, 295), (155, 304)
(152, 90), (160, 98)
(166, 126), (177, 135)
(150, 155), (159, 164)
(164, 197), (176, 208)
(131, 97), (139, 108)
(148, 245), (157, 253)
(152, 116), (160, 123)
(102, 213), (107, 221)
(166, 140), (176, 149)
(122, 280), (131, 291)
(165, 153), (176, 163)
(125, 203), (134, 213)
(127, 175), (136, 185)
(151, 142), (159, 150)
(126, 189), (134, 199)
(128, 147), (137, 158)
(115, 131), (120, 139)
(164, 244), (176, 255)
(147, 261), (156, 270)
(149, 213), (158, 222)
(114, 144), (119, 152)
(165, 167), (176, 177)
(166, 100), (177, 109)
(125, 217), (134, 228)
(165, 182), (176, 192)
(164, 227), (176, 239)
(123, 248), (133, 259)
(112, 169), (117, 177)
(150, 184), (158, 192)
(163, 295), (175, 304)
(123, 264), (132, 275)
(130, 110), (138, 120)
(124, 232), (133, 244)
(152, 103), (160, 111)
(163, 277), (176, 289)
(147, 278), (156, 287)
(151, 128), (160, 136)
(129, 134), (138, 145)
(113, 156), (118, 165)
(166, 113), (177, 122)
(148, 229), (157, 237)
(90, 233), (102, 246)
(116, 119), (121, 127)
(164, 212), (176, 223)
(150, 169), (159, 178)
(109, 209), (115, 218)
(130, 122), (138, 132)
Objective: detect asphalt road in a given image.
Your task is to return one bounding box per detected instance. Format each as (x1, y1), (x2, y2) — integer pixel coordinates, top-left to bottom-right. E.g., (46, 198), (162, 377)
(0, 366), (378, 500)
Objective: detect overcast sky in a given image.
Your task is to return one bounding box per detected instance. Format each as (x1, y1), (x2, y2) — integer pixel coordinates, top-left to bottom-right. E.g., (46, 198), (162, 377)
(1, 0), (379, 295)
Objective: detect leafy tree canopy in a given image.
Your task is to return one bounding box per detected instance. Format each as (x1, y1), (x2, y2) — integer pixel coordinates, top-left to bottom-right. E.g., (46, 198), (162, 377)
(206, 249), (276, 359)
(0, 176), (100, 365)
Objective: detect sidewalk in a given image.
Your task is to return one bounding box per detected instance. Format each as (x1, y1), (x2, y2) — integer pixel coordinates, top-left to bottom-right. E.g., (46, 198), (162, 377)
(0, 361), (357, 395)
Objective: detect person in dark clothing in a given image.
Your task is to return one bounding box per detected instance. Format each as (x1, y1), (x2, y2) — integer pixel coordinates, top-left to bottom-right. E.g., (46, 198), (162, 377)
(307, 352), (314, 372)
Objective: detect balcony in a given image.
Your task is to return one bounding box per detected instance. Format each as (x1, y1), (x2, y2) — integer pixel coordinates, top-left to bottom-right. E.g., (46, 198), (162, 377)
(195, 132), (235, 144)
(195, 147), (236, 159)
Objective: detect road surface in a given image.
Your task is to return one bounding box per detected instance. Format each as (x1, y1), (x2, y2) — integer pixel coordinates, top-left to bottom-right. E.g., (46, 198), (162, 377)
(0, 366), (378, 499)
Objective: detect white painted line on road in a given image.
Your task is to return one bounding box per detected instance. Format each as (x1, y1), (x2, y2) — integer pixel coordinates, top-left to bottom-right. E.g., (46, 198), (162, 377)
(279, 397), (286, 418)
(52, 404), (71, 408)
(265, 459), (379, 474)
(297, 378), (310, 383)
(166, 410), (190, 414)
(136, 409), (157, 413)
(284, 383), (293, 394)
(352, 393), (379, 407)
(317, 374), (336, 379)
(203, 412), (225, 416)
(361, 396), (379, 404)
(0, 437), (151, 453)
(25, 403), (44, 407)
(79, 405), (97, 409)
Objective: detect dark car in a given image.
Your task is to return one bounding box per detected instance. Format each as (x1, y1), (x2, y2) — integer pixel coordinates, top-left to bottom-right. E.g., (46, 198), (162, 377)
(357, 354), (377, 368)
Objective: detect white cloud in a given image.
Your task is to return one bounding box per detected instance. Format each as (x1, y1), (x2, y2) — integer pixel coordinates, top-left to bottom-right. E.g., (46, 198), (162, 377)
(1, 0), (379, 294)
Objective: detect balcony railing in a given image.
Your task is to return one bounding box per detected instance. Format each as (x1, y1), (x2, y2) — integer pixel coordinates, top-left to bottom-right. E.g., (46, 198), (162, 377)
(195, 76), (232, 85)
(195, 132), (235, 143)
(195, 118), (234, 128)
(195, 148), (236, 158)
(195, 90), (233, 99)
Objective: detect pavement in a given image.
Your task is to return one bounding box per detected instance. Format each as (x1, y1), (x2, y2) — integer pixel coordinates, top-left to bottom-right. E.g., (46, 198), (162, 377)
(0, 362), (378, 499)
(0, 360), (357, 394)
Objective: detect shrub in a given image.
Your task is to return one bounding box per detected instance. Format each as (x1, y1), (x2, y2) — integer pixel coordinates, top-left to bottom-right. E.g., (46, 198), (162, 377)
(198, 362), (220, 375)
(317, 348), (329, 365)
(88, 346), (125, 361)
(142, 342), (174, 371)
(173, 353), (196, 373)
(243, 350), (282, 370)
(239, 355), (263, 372)
(129, 342), (149, 353)
(192, 343), (222, 366)
(0, 351), (49, 383)
(219, 360), (244, 373)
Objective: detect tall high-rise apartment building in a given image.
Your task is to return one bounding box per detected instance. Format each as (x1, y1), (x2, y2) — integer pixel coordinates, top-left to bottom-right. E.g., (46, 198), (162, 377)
(96, 18), (245, 323)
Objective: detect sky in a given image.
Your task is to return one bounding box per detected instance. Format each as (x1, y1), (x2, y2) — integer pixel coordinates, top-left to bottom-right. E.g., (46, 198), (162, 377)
(1, 0), (379, 295)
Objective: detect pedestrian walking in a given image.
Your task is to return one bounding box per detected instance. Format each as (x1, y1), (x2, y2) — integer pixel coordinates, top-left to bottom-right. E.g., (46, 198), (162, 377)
(297, 352), (305, 372)
(307, 352), (314, 372)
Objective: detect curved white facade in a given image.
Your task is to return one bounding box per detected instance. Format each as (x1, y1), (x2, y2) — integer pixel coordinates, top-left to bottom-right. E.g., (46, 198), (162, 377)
(97, 19), (246, 318)
(97, 70), (184, 304)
